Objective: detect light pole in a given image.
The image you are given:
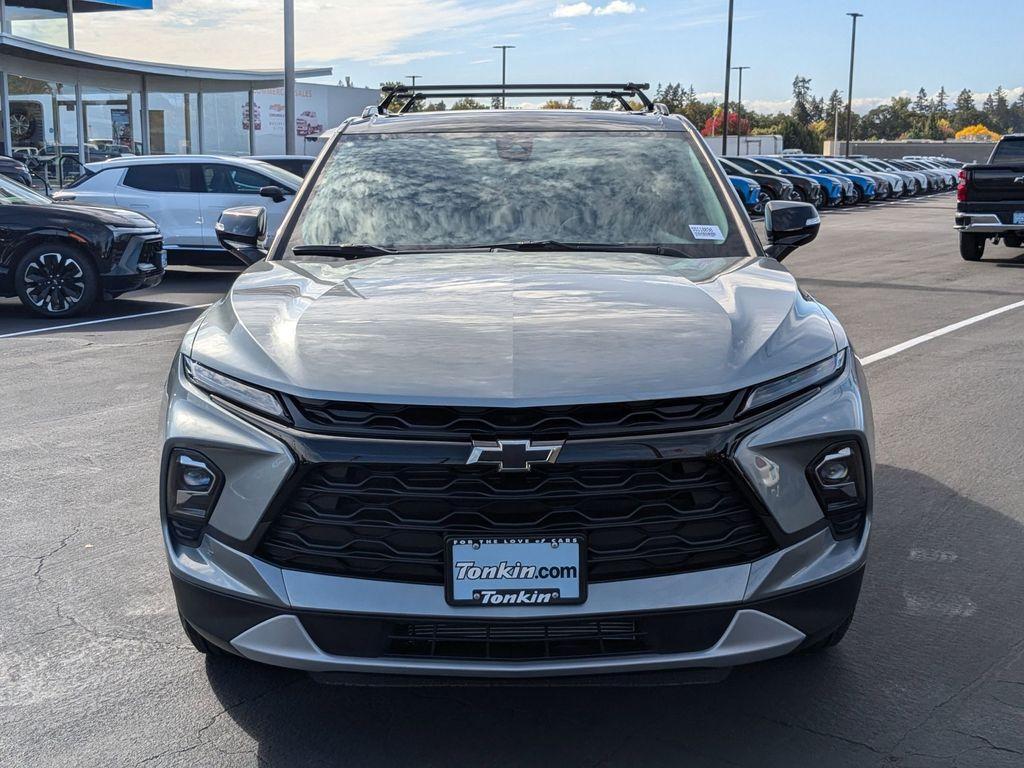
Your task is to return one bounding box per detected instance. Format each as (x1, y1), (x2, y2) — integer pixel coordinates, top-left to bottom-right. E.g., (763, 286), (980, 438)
(833, 90), (843, 156)
(721, 0), (734, 155)
(493, 45), (515, 108)
(844, 12), (862, 157)
(731, 65), (749, 154)
(284, 0), (295, 155)
(406, 75), (421, 89)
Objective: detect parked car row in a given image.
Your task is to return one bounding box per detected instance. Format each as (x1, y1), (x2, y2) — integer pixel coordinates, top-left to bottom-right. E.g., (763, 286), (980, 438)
(720, 153), (960, 216)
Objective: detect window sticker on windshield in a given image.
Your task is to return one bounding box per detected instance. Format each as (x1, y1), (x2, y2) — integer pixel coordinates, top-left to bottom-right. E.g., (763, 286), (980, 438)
(689, 224), (724, 240)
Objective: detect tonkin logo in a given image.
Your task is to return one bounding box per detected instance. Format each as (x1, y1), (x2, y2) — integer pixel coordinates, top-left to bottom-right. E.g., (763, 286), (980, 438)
(466, 439), (564, 472)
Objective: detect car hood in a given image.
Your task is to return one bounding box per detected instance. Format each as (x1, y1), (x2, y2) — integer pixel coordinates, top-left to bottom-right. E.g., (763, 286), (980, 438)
(47, 202), (156, 228)
(189, 252), (839, 405)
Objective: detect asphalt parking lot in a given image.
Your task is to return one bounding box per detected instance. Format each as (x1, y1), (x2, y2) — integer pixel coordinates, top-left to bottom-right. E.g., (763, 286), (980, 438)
(3, 192), (1024, 767)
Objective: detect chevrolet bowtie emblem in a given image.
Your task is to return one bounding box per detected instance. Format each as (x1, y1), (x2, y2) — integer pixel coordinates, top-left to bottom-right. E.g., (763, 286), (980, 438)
(467, 439), (564, 472)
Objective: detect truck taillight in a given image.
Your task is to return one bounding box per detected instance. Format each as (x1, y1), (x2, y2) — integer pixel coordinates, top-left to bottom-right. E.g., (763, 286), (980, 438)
(956, 169), (968, 202)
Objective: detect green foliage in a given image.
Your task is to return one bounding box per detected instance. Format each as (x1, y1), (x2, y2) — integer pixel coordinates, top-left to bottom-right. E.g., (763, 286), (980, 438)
(450, 97), (487, 111)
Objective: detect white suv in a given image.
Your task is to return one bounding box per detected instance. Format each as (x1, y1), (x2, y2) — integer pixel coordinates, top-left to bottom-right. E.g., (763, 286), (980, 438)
(54, 155), (301, 253)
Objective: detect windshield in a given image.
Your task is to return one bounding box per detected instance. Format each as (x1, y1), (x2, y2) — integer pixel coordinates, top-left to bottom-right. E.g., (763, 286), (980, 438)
(787, 159), (819, 173)
(283, 130), (744, 258)
(755, 157), (801, 175)
(240, 159), (302, 190)
(0, 175), (49, 205)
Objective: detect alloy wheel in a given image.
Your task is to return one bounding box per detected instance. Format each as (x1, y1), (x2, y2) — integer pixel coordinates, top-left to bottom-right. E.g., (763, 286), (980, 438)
(23, 251), (87, 314)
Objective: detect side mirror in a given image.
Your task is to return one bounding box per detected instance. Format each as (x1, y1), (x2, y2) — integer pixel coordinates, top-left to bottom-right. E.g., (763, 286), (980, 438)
(259, 185), (288, 203)
(764, 200), (820, 261)
(215, 206), (268, 266)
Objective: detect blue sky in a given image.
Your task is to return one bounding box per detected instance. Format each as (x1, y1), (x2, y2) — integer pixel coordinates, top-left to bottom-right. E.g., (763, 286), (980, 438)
(74, 0), (1022, 112)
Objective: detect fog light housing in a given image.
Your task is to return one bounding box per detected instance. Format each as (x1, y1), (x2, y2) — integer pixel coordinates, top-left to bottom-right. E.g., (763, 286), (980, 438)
(165, 449), (223, 545)
(807, 441), (867, 538)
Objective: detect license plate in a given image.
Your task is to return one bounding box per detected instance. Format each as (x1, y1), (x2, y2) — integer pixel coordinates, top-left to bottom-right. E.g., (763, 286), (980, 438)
(1013, 212), (1024, 225)
(446, 535), (586, 607)
(159, 250), (168, 269)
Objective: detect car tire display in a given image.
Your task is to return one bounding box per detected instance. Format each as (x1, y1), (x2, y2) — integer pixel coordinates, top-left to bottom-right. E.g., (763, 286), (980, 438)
(13, 243), (100, 318)
(959, 231), (986, 261)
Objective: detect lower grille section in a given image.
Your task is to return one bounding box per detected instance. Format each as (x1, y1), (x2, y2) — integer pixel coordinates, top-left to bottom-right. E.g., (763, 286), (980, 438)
(256, 458), (778, 584)
(300, 610), (735, 661)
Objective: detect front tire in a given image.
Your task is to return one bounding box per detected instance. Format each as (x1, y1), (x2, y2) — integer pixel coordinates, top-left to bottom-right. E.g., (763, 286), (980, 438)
(14, 243), (99, 318)
(959, 232), (986, 261)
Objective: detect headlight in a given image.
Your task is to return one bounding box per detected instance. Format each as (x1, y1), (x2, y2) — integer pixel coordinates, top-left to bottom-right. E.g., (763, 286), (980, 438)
(743, 349), (847, 413)
(183, 356), (285, 418)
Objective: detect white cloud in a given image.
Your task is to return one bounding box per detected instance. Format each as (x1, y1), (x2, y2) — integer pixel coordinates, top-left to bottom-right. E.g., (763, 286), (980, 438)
(551, 0), (638, 18)
(73, 0), (546, 70)
(373, 50), (451, 66)
(552, 2), (593, 17)
(594, 1), (638, 15)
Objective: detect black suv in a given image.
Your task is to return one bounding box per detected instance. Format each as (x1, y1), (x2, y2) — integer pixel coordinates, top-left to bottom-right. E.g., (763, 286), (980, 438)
(0, 175), (163, 317)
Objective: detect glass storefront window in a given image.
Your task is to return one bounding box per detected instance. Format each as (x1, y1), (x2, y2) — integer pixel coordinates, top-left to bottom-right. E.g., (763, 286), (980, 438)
(147, 92), (199, 154)
(80, 84), (143, 159)
(2, 2), (70, 48)
(201, 91), (251, 155)
(7, 73), (81, 187)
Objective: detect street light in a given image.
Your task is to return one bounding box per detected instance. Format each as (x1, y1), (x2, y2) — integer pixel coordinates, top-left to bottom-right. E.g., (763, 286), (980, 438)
(284, 0), (295, 155)
(833, 89), (843, 156)
(406, 75), (421, 89)
(844, 12), (863, 158)
(731, 65), (749, 154)
(721, 0), (734, 154)
(493, 45), (515, 108)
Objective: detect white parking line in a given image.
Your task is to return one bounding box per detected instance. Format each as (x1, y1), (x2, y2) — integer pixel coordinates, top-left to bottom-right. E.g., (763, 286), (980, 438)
(861, 298), (1024, 366)
(0, 303), (212, 339)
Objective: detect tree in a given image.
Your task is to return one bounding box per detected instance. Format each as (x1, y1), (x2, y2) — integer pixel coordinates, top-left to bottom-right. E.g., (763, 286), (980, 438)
(952, 89), (981, 130)
(791, 75), (813, 125)
(824, 89), (845, 137)
(589, 95), (614, 110)
(990, 86), (1012, 131)
(934, 86), (949, 117)
(955, 123), (1000, 141)
(450, 97), (487, 110)
(913, 87), (931, 115)
(701, 109), (749, 137)
(422, 100), (446, 112)
(541, 96), (578, 109)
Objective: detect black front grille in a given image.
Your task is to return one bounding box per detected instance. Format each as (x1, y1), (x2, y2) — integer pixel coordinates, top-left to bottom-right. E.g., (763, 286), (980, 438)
(256, 458), (778, 584)
(286, 392), (740, 440)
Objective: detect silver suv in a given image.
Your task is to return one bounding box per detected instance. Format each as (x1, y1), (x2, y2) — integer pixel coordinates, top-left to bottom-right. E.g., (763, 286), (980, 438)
(161, 84), (873, 681)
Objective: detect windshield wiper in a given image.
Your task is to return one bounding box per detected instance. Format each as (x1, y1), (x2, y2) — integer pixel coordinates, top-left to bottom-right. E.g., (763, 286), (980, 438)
(291, 243), (397, 259)
(482, 241), (698, 258)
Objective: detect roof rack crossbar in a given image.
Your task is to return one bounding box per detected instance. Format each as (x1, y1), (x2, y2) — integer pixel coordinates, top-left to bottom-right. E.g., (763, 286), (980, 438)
(395, 90), (645, 113)
(379, 82), (653, 113)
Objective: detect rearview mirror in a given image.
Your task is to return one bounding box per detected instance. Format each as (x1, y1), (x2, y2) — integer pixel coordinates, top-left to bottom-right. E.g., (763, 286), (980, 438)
(215, 206), (267, 266)
(763, 200), (820, 261)
(259, 185), (288, 203)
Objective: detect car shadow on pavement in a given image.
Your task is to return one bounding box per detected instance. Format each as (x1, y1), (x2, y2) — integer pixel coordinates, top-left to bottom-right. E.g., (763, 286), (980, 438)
(202, 464), (1024, 767)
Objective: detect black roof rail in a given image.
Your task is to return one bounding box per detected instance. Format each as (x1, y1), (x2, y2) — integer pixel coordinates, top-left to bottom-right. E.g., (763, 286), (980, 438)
(377, 82), (653, 113)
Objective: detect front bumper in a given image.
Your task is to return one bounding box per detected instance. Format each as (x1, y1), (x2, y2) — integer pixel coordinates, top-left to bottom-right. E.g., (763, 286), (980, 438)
(162, 348), (874, 677)
(102, 230), (165, 297)
(173, 564), (864, 677)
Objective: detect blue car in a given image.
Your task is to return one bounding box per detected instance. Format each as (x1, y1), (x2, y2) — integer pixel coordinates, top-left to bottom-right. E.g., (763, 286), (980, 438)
(727, 175), (768, 215)
(732, 155), (844, 208)
(785, 157), (878, 204)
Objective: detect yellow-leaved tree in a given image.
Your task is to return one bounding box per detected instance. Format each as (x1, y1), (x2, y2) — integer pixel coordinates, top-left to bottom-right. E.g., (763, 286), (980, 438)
(955, 124), (1001, 141)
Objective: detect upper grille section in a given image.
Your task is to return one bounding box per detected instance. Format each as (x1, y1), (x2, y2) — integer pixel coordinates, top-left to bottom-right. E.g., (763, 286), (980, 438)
(286, 391), (742, 440)
(256, 457), (778, 585)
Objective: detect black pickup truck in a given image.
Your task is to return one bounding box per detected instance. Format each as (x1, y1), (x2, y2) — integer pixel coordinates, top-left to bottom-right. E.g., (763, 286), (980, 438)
(955, 135), (1024, 260)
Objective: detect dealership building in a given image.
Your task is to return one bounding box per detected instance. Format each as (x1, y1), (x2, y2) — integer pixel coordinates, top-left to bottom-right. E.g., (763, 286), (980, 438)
(0, 0), (377, 182)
